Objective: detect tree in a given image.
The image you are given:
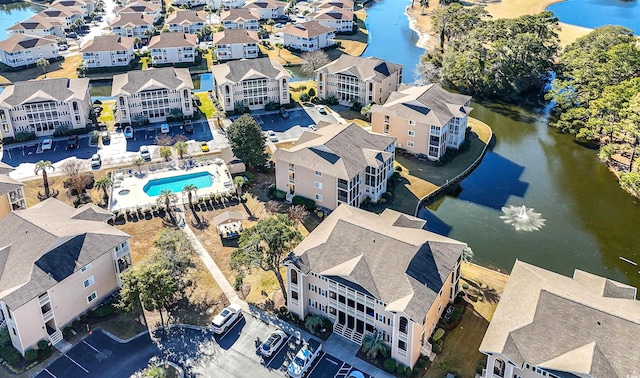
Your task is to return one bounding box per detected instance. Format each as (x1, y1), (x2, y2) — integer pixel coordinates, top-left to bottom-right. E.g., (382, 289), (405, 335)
(134, 37), (142, 49)
(173, 141), (188, 160)
(620, 172), (640, 197)
(419, 0), (428, 14)
(182, 184), (197, 207)
(34, 160), (54, 198)
(362, 329), (389, 358)
(360, 103), (373, 120)
(37, 58), (50, 75)
(133, 157), (144, 173)
(264, 200), (282, 215)
(300, 50), (330, 77)
(288, 205), (308, 227)
(230, 214), (302, 303)
(94, 176), (112, 201)
(226, 114), (268, 168)
(233, 176), (245, 196)
(160, 147), (172, 161)
(461, 246), (474, 263)
(157, 189), (178, 212)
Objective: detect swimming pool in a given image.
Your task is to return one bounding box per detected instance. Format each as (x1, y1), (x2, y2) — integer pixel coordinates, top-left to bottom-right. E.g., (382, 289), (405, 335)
(143, 171), (214, 197)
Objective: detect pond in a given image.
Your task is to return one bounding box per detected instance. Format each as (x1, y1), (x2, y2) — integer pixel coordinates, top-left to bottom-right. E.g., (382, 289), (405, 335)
(0, 2), (43, 39)
(547, 0), (640, 34)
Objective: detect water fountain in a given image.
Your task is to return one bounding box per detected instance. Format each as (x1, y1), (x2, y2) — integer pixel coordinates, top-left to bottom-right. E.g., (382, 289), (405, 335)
(500, 205), (546, 232)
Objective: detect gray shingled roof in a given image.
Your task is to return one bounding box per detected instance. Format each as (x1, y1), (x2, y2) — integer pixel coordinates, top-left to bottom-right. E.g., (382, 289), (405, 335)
(0, 162), (14, 175)
(110, 12), (154, 27)
(7, 16), (54, 31)
(211, 57), (291, 85)
(0, 34), (58, 53)
(220, 8), (259, 22)
(0, 78), (90, 108)
(212, 29), (259, 45)
(281, 21), (335, 38)
(310, 6), (352, 20)
(272, 122), (395, 179)
(0, 198), (130, 309)
(80, 35), (134, 53)
(0, 174), (23, 196)
(371, 84), (472, 127)
(166, 10), (207, 25)
(480, 260), (640, 378)
(244, 0), (284, 9)
(112, 67), (193, 96)
(316, 55), (402, 83)
(289, 206), (465, 321)
(148, 32), (197, 49)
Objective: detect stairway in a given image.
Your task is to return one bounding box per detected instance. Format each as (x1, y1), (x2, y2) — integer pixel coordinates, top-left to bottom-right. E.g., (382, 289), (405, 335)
(285, 193), (294, 204)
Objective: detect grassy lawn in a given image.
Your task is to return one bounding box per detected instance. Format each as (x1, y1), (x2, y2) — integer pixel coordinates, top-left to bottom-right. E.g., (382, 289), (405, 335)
(22, 169), (111, 208)
(98, 100), (116, 129)
(333, 9), (369, 57)
(259, 44), (305, 66)
(0, 55), (81, 83)
(469, 117), (492, 144)
(195, 92), (216, 119)
(289, 80), (316, 104)
(460, 262), (508, 321)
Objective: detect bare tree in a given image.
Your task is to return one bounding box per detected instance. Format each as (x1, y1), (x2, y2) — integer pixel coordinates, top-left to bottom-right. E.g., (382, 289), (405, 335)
(60, 159), (86, 176)
(288, 205), (309, 227)
(300, 50), (330, 77)
(264, 200), (282, 216)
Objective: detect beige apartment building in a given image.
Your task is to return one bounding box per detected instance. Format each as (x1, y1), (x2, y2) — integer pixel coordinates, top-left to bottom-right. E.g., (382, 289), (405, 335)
(110, 13), (155, 39)
(281, 21), (335, 52)
(272, 122), (395, 209)
(211, 57), (291, 112)
(370, 84), (472, 161)
(0, 34), (60, 68)
(220, 8), (259, 30)
(480, 260), (640, 378)
(149, 32), (198, 65)
(285, 205), (465, 368)
(0, 199), (131, 355)
(80, 35), (135, 69)
(0, 78), (92, 139)
(211, 29), (259, 61)
(166, 10), (208, 34)
(0, 163), (26, 220)
(243, 0), (285, 20)
(315, 55), (403, 106)
(112, 67), (194, 124)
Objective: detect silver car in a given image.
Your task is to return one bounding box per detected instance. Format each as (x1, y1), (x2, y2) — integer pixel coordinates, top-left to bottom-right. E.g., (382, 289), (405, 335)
(259, 330), (286, 357)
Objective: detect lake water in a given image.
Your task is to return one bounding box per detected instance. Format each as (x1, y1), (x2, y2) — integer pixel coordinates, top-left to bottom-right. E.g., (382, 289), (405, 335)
(0, 2), (43, 39)
(547, 0), (640, 34)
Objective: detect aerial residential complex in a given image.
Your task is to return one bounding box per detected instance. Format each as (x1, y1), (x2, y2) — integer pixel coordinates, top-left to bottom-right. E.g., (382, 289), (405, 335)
(315, 55), (403, 106)
(111, 67), (194, 124)
(211, 57), (291, 112)
(220, 9), (260, 31)
(285, 205), (465, 368)
(0, 199), (131, 355)
(148, 32), (198, 65)
(307, 6), (353, 32)
(80, 35), (135, 68)
(370, 84), (472, 160)
(110, 13), (155, 38)
(243, 0), (286, 20)
(166, 10), (208, 34)
(0, 78), (92, 139)
(273, 122), (396, 208)
(0, 34), (60, 68)
(0, 163), (25, 220)
(212, 29), (260, 61)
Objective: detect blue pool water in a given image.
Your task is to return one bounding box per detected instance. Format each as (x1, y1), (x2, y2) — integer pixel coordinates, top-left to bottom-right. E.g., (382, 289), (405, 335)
(193, 73), (214, 92)
(547, 0), (640, 34)
(143, 172), (214, 196)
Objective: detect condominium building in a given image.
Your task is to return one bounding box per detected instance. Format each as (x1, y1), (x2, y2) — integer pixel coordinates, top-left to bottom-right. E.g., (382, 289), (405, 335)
(272, 122), (395, 208)
(38, 7), (84, 30)
(80, 35), (135, 68)
(166, 10), (207, 34)
(6, 16), (65, 39)
(213, 0), (246, 8)
(112, 67), (194, 124)
(0, 163), (26, 220)
(0, 34), (60, 68)
(211, 29), (259, 61)
(211, 57), (291, 112)
(50, 0), (94, 18)
(284, 205), (465, 368)
(0, 198), (131, 355)
(243, 0), (285, 20)
(280, 21), (335, 52)
(0, 78), (92, 139)
(315, 55), (403, 106)
(115, 0), (162, 23)
(370, 84), (472, 160)
(480, 260), (640, 378)
(172, 0), (207, 7)
(317, 0), (353, 11)
(307, 6), (353, 32)
(110, 13), (155, 38)
(220, 8), (259, 30)
(149, 32), (197, 65)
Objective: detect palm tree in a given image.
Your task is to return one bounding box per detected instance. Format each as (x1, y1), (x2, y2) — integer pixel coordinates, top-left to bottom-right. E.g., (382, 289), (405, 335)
(233, 176), (245, 196)
(173, 141), (188, 160)
(34, 160), (54, 198)
(156, 189), (178, 212)
(132, 157), (144, 173)
(133, 37), (142, 49)
(160, 147), (172, 161)
(362, 329), (389, 358)
(94, 176), (112, 201)
(36, 58), (50, 76)
(182, 184), (197, 208)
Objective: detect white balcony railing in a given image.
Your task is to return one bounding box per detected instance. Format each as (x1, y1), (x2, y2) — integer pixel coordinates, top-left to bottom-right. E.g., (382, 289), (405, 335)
(42, 309), (54, 322)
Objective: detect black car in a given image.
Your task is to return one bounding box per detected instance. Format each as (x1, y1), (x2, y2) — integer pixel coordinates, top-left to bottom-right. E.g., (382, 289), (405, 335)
(184, 120), (194, 133)
(67, 135), (78, 149)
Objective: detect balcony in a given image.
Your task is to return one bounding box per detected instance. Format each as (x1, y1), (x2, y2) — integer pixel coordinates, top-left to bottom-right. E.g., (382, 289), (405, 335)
(38, 293), (50, 307)
(42, 309), (54, 322)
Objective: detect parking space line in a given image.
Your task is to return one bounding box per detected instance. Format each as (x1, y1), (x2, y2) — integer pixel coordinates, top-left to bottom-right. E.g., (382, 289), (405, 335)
(82, 340), (101, 354)
(306, 352), (325, 377)
(64, 354), (89, 373)
(219, 316), (243, 340)
(325, 356), (339, 365)
(43, 368), (57, 377)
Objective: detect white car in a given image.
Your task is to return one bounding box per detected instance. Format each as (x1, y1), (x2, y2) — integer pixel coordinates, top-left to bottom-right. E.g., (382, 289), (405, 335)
(316, 105), (327, 114)
(308, 125), (317, 131)
(287, 339), (322, 378)
(41, 138), (53, 151)
(124, 126), (134, 139)
(267, 130), (278, 142)
(90, 153), (101, 169)
(259, 330), (287, 357)
(140, 145), (151, 160)
(161, 123), (170, 134)
(211, 303), (242, 334)
(348, 371), (365, 378)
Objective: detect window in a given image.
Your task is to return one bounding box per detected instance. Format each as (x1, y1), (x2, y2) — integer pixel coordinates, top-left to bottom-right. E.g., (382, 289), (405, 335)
(329, 291), (336, 300)
(87, 292), (97, 303)
(291, 291), (299, 301)
(315, 194), (323, 201)
(83, 276), (95, 288)
(493, 359), (506, 377)
(408, 120), (415, 126)
(399, 316), (408, 334)
(320, 289), (326, 297)
(329, 307), (336, 315)
(11, 327), (16, 336)
(315, 171), (322, 176)
(407, 141), (414, 147)
(408, 130), (415, 136)
(81, 263), (91, 272)
(291, 269), (298, 285)
(314, 181), (322, 189)
(398, 340), (406, 351)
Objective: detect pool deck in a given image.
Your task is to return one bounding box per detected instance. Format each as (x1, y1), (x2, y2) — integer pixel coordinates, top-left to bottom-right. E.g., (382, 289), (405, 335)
(109, 161), (234, 212)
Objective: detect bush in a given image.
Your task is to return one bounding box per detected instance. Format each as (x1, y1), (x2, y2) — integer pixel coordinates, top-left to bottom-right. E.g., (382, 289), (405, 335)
(308, 88), (316, 97)
(396, 363), (406, 375)
(477, 361), (487, 374)
(461, 282), (469, 290)
(395, 165), (402, 172)
(63, 326), (72, 337)
(300, 93), (311, 102)
(0, 346), (20, 365)
(273, 189), (287, 200)
(449, 307), (462, 323)
(412, 367), (420, 376)
(432, 342), (442, 353)
(14, 131), (36, 142)
(94, 303), (114, 318)
(24, 348), (38, 362)
(234, 273), (244, 291)
(37, 339), (48, 350)
(432, 328), (445, 342)
(383, 358), (396, 372)
(416, 358), (426, 368)
(243, 171), (255, 182)
(292, 195), (315, 210)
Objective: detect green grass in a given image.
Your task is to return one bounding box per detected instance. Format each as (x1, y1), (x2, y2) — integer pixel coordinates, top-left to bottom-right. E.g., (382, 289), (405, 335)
(98, 100), (116, 129)
(195, 92), (216, 119)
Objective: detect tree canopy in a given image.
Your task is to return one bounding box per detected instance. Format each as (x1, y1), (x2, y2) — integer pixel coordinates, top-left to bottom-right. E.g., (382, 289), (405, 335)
(227, 114), (268, 168)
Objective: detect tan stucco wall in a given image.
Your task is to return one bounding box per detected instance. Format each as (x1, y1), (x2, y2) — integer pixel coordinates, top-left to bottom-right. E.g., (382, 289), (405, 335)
(275, 159), (338, 209)
(371, 113), (434, 156)
(10, 301), (41, 354)
(0, 195), (11, 220)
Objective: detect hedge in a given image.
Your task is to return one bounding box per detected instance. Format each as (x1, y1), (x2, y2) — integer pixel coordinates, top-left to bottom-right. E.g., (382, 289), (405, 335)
(292, 195), (315, 210)
(94, 303), (114, 318)
(396, 363), (406, 375)
(37, 340), (48, 350)
(432, 328), (445, 342)
(383, 358), (396, 372)
(24, 349), (38, 362)
(273, 189), (287, 200)
(0, 346), (20, 365)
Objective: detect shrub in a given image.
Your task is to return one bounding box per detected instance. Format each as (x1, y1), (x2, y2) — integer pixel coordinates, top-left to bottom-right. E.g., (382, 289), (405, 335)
(234, 273), (244, 291)
(63, 326), (72, 337)
(404, 366), (412, 377)
(396, 363), (406, 375)
(395, 165), (402, 172)
(37, 340), (48, 350)
(477, 361), (487, 374)
(24, 348), (38, 362)
(0, 346), (20, 365)
(412, 367), (420, 376)
(432, 342), (442, 353)
(308, 88), (316, 97)
(243, 171), (255, 182)
(461, 282), (469, 290)
(273, 189), (287, 200)
(383, 358), (396, 372)
(449, 307), (462, 323)
(292, 195), (315, 210)
(416, 358), (426, 368)
(0, 329), (10, 347)
(432, 328), (445, 342)
(14, 131), (36, 142)
(300, 93), (311, 102)
(94, 303), (114, 318)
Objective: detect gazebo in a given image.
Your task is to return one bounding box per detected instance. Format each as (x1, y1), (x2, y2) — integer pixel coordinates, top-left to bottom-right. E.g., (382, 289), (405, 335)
(214, 211), (244, 239)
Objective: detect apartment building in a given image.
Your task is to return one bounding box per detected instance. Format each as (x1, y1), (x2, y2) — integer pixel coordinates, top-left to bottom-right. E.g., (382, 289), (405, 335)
(7, 16), (65, 39)
(370, 84), (472, 160)
(285, 205), (465, 368)
(51, 0), (95, 18)
(112, 67), (194, 124)
(0, 198), (131, 355)
(38, 7), (84, 30)
(211, 57), (291, 112)
(307, 6), (353, 32)
(172, 0), (207, 7)
(166, 10), (207, 34)
(480, 260), (640, 378)
(273, 122), (395, 208)
(211, 29), (259, 61)
(149, 32), (197, 65)
(0, 78), (92, 139)
(280, 21), (335, 52)
(243, 0), (285, 20)
(220, 8), (259, 30)
(80, 35), (135, 68)
(0, 34), (60, 68)
(115, 0), (162, 23)
(315, 55), (403, 106)
(110, 13), (155, 38)
(0, 163), (26, 220)
(317, 0), (353, 11)
(214, 0), (246, 8)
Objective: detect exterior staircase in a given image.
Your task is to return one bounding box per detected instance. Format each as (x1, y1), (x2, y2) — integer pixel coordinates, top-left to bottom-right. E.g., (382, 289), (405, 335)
(285, 193), (294, 204)
(48, 329), (63, 345)
(332, 322), (364, 345)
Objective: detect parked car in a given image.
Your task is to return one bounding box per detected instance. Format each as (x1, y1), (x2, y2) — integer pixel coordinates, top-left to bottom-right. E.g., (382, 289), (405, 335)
(66, 32), (77, 38)
(200, 141), (210, 152)
(161, 123), (170, 134)
(259, 330), (286, 357)
(348, 371), (365, 378)
(280, 107), (289, 118)
(316, 105), (327, 114)
(124, 126), (134, 139)
(287, 339), (322, 378)
(67, 135), (78, 149)
(211, 303), (242, 334)
(90, 154), (101, 169)
(59, 44), (68, 51)
(267, 130), (278, 142)
(101, 130), (110, 144)
(140, 145), (151, 160)
(41, 138), (53, 151)
(184, 120), (194, 133)
(308, 124), (317, 131)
